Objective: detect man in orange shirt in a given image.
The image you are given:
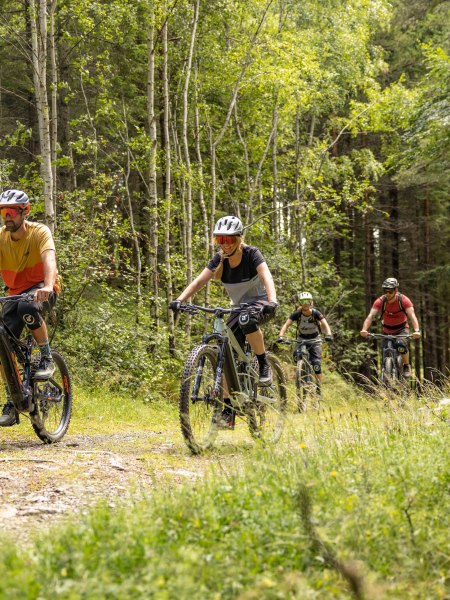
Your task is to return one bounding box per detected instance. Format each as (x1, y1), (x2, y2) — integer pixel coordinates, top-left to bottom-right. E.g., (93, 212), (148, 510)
(0, 189), (59, 426)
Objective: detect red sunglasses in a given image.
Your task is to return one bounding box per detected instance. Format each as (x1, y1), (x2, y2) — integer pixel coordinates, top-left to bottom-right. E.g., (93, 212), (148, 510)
(0, 207), (24, 219)
(216, 235), (238, 245)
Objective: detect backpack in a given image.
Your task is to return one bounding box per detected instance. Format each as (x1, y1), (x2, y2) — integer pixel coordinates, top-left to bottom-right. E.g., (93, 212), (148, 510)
(381, 293), (405, 318)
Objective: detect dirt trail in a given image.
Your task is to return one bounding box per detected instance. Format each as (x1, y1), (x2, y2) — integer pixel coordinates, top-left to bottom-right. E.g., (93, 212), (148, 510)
(0, 429), (214, 542)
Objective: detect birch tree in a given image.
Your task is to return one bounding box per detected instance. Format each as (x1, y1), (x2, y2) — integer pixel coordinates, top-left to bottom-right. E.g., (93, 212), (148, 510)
(29, 0), (54, 229)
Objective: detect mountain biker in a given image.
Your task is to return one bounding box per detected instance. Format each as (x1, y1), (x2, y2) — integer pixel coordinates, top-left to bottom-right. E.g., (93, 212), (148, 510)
(360, 277), (420, 377)
(276, 292), (333, 390)
(0, 189), (60, 427)
(169, 215), (278, 427)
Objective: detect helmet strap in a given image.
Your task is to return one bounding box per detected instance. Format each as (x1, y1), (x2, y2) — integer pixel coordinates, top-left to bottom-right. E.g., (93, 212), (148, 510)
(223, 245), (239, 258)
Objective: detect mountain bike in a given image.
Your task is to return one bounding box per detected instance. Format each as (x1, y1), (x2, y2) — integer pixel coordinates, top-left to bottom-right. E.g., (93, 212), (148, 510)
(0, 294), (72, 443)
(366, 333), (413, 386)
(176, 303), (287, 454)
(277, 338), (321, 413)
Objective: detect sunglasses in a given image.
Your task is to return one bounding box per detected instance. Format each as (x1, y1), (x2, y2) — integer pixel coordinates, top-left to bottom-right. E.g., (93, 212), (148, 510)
(383, 289), (396, 294)
(216, 235), (238, 245)
(299, 299), (312, 305)
(0, 207), (24, 219)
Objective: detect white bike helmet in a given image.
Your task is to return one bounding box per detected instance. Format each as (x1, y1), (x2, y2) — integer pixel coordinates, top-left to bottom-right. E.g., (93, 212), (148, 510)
(213, 215), (243, 236)
(298, 291), (313, 304)
(0, 189), (30, 208)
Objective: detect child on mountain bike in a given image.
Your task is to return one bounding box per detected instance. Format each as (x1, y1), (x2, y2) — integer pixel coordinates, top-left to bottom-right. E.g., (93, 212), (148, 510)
(276, 291), (333, 388)
(360, 277), (421, 377)
(169, 215), (278, 427)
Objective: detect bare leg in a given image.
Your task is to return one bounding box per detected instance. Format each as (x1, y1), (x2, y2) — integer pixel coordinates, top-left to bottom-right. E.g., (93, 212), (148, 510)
(31, 323), (49, 345)
(246, 329), (265, 355)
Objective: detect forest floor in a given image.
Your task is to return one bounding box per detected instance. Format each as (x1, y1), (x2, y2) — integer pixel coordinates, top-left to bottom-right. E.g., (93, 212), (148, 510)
(0, 415), (254, 545)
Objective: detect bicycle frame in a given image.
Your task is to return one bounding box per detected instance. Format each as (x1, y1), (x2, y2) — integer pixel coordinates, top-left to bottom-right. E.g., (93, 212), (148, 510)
(0, 295), (36, 412)
(200, 307), (258, 407)
(367, 333), (413, 382)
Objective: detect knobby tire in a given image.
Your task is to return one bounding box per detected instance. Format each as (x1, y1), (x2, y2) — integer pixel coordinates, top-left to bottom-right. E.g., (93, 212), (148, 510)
(382, 356), (395, 386)
(296, 358), (313, 413)
(31, 350), (72, 443)
(179, 344), (221, 454)
(247, 353), (287, 443)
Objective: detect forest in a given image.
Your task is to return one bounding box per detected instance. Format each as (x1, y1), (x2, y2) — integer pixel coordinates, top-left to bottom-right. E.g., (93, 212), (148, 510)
(0, 0), (449, 391)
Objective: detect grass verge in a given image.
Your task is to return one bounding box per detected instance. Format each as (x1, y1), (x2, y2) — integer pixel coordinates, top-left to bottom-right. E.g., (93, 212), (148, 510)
(0, 377), (449, 599)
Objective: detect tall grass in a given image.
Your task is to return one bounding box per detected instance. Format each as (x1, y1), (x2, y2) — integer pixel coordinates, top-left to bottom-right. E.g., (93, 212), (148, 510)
(1, 373), (449, 599)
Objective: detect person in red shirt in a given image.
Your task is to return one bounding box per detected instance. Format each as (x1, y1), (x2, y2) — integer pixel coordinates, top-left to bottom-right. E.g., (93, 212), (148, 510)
(360, 278), (420, 377)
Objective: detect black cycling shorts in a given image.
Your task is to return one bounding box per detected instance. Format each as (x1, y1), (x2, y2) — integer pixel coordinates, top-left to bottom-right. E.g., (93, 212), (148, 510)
(2, 285), (56, 339)
(227, 300), (274, 349)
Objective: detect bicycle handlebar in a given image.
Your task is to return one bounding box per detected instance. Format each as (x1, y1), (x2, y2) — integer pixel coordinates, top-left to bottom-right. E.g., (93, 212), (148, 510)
(365, 333), (414, 340)
(176, 302), (258, 317)
(275, 337), (321, 345)
(0, 293), (36, 304)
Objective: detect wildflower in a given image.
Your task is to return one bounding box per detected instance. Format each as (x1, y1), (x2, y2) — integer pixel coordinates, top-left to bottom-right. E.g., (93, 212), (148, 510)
(300, 442), (307, 449)
(330, 470), (337, 477)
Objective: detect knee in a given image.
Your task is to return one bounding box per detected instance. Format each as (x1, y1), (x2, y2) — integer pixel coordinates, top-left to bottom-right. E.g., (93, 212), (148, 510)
(311, 361), (322, 374)
(17, 302), (43, 330)
(395, 341), (408, 355)
(238, 312), (259, 336)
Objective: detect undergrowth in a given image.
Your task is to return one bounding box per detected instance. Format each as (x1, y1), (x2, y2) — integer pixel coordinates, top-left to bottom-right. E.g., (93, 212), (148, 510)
(0, 377), (449, 599)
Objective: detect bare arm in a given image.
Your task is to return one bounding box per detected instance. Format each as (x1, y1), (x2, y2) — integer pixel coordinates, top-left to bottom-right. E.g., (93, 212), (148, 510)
(278, 318), (293, 337)
(406, 306), (421, 338)
(176, 268), (214, 302)
(320, 317), (332, 336)
(360, 308), (379, 337)
(35, 249), (57, 302)
(256, 262), (277, 304)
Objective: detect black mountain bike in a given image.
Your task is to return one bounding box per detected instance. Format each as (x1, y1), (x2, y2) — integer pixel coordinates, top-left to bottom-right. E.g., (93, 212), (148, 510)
(367, 333), (413, 385)
(0, 294), (72, 443)
(176, 303), (287, 454)
(278, 338), (321, 413)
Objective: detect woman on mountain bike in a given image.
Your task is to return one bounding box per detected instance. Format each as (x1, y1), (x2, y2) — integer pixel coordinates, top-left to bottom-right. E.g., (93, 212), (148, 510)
(169, 215), (278, 425)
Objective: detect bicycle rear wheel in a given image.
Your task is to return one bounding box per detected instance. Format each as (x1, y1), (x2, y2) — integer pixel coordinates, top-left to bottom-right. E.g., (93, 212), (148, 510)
(179, 344), (221, 454)
(248, 354), (287, 443)
(296, 359), (312, 412)
(31, 350), (72, 443)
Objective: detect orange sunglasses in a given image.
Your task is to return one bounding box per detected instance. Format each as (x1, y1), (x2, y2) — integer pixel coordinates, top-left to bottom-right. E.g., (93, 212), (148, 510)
(216, 235), (238, 245)
(0, 207), (24, 219)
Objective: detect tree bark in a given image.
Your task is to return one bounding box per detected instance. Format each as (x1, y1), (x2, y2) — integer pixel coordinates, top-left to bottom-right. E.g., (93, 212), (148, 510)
(147, 19), (159, 325)
(29, 0), (54, 230)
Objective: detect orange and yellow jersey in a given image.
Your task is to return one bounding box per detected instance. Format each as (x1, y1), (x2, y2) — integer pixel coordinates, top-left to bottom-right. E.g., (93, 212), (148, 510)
(0, 221), (55, 295)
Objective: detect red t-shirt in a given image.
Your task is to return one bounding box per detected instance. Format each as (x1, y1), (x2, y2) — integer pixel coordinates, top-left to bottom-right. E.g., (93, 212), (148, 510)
(372, 293), (413, 333)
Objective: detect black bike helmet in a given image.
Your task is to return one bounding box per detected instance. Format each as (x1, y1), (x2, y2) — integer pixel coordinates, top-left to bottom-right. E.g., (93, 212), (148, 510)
(382, 277), (399, 289)
(0, 189), (30, 208)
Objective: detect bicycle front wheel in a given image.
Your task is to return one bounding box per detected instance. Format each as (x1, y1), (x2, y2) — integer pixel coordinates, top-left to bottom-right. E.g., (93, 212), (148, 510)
(296, 359), (312, 413)
(179, 344), (221, 454)
(31, 350), (72, 443)
(382, 356), (395, 385)
(248, 353), (287, 443)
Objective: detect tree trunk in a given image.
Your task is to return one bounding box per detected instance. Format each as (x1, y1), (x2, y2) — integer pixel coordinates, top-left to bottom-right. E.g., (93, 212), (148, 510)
(182, 0), (199, 295)
(29, 0), (54, 230)
(49, 0), (58, 211)
(147, 20), (159, 325)
(161, 19), (175, 355)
